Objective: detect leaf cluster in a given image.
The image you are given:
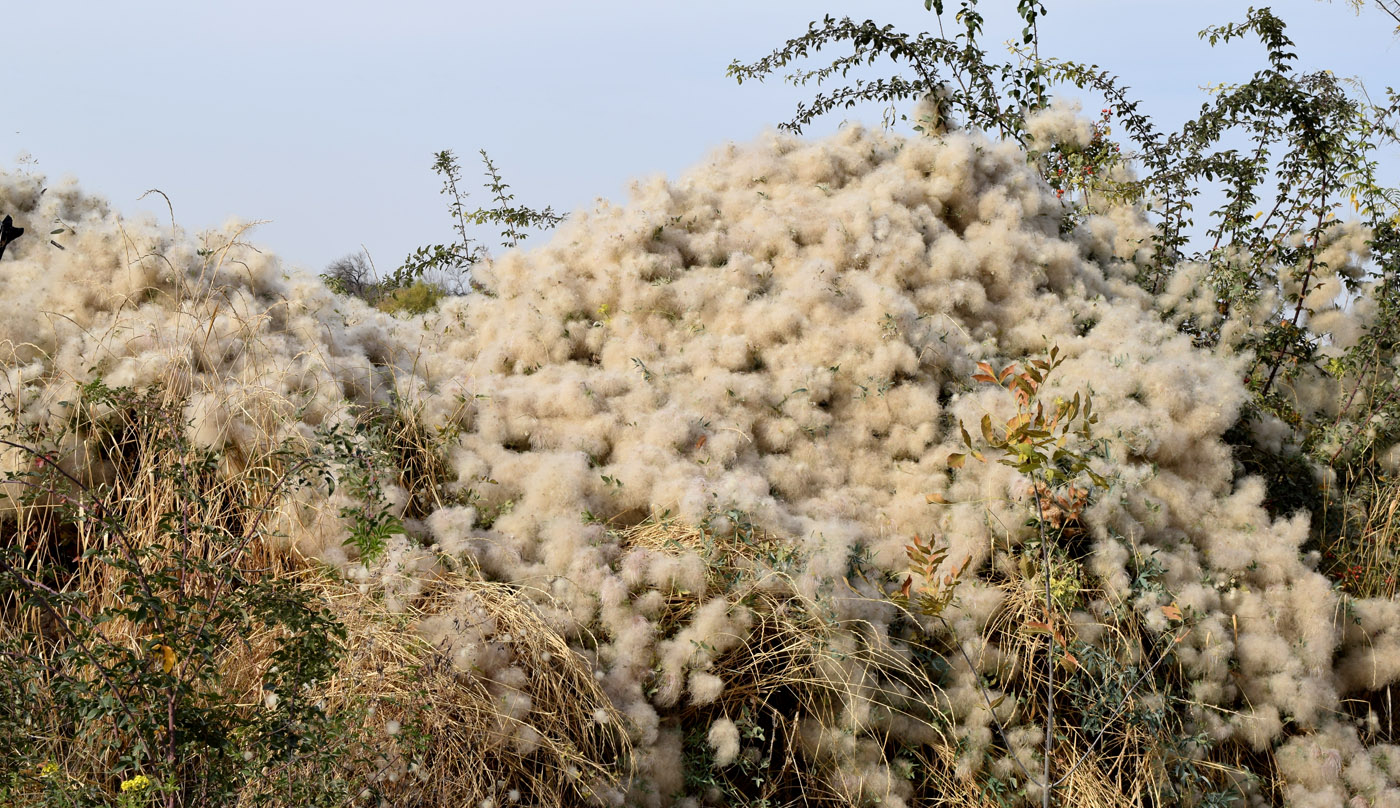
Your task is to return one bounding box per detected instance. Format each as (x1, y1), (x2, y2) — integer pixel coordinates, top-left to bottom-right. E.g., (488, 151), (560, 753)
(0, 383), (400, 807)
(948, 347), (1105, 489)
(727, 0), (1051, 142)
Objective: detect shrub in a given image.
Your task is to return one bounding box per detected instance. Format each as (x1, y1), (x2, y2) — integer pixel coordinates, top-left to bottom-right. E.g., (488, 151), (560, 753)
(375, 281), (446, 317)
(0, 381), (396, 807)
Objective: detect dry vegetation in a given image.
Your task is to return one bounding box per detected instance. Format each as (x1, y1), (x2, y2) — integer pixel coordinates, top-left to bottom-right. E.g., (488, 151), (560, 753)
(1, 98), (1399, 808)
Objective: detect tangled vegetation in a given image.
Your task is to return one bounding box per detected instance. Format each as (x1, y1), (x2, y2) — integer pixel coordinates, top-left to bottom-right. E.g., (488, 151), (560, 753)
(1, 3), (1398, 807)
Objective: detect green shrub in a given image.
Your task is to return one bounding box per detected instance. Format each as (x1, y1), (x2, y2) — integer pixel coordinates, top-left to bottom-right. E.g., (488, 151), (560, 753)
(375, 281), (446, 316)
(0, 382), (404, 807)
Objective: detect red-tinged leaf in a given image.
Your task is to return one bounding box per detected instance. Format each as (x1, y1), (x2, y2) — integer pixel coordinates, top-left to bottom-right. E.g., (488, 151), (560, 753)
(980, 414), (995, 444)
(947, 452), (966, 469)
(926, 492), (949, 505)
(694, 435), (707, 450)
(900, 575), (912, 599)
(977, 361), (995, 378)
(1161, 603), (1183, 621)
(972, 373), (997, 384)
(1022, 621), (1053, 636)
(998, 363), (1016, 383)
(1059, 652), (1080, 671)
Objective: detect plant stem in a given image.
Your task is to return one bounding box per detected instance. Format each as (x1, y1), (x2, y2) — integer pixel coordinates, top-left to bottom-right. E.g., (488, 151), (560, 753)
(1034, 470), (1054, 808)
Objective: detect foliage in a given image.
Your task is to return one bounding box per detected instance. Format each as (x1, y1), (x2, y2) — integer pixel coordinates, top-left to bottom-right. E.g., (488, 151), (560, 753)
(904, 348), (1208, 806)
(727, 1), (1050, 142)
(945, 347), (1104, 487)
(0, 382), (410, 807)
(374, 281), (446, 317)
(738, 2), (1400, 468)
(387, 149), (562, 295)
(899, 532), (967, 618)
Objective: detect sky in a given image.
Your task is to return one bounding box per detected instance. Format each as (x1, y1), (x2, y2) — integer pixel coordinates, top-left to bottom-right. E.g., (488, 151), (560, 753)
(3, 1), (1396, 275)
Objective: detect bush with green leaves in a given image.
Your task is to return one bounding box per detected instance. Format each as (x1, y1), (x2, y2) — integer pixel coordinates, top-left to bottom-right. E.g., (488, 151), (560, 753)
(0, 381), (410, 807)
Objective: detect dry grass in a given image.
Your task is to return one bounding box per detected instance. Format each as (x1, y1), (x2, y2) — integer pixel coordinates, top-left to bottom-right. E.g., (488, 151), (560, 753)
(292, 569), (633, 807)
(1, 373), (631, 807)
(1322, 470), (1400, 599)
(618, 518), (1095, 807)
(0, 394), (1279, 808)
(613, 516), (1266, 807)
(0, 259), (1353, 806)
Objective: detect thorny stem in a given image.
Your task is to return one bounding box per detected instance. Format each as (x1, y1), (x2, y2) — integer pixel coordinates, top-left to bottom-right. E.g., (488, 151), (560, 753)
(924, 469), (1061, 802)
(442, 159), (471, 258)
(1331, 385), (1400, 465)
(1334, 347), (1377, 426)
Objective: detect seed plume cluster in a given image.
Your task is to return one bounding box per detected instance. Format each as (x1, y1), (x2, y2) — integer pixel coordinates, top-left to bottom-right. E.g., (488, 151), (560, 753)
(2, 117), (1397, 806)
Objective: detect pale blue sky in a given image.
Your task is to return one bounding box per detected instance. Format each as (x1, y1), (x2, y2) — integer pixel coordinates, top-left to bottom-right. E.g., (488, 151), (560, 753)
(3, 1), (1395, 274)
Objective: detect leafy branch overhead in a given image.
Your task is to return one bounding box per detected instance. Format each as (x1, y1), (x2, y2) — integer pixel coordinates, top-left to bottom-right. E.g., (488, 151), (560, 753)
(733, 2), (1400, 472)
(727, 2), (1050, 142)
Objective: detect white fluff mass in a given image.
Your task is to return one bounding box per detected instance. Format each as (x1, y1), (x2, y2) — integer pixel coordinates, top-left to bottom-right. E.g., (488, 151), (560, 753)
(3, 118), (1398, 806)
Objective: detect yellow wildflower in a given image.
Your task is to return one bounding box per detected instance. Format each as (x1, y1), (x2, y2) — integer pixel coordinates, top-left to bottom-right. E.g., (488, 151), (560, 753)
(39, 761), (58, 778)
(120, 774), (151, 792)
